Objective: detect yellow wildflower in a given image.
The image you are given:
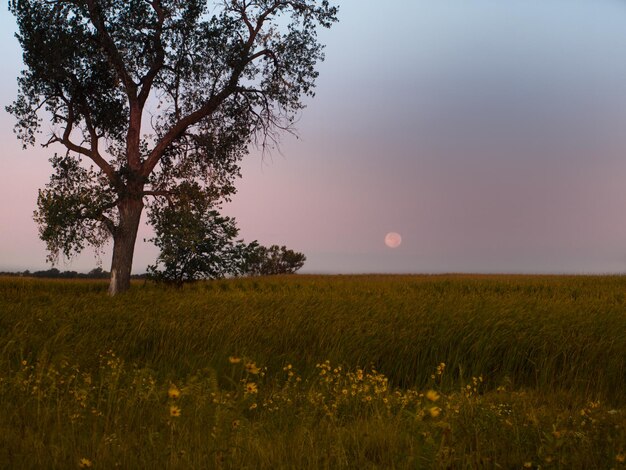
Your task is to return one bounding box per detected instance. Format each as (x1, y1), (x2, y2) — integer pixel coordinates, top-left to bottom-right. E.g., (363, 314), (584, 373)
(249, 403), (258, 410)
(425, 390), (440, 402)
(523, 462), (532, 469)
(245, 382), (258, 394)
(169, 405), (181, 417)
(428, 407), (441, 418)
(229, 356), (242, 364)
(168, 384), (181, 399)
(617, 454), (626, 463)
(232, 419), (241, 430)
(79, 458), (93, 468)
(245, 362), (260, 374)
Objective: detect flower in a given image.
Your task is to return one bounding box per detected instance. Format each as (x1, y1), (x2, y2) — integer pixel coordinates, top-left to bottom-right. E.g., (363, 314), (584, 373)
(523, 462), (532, 469)
(425, 390), (440, 402)
(79, 458), (93, 468)
(245, 382), (258, 394)
(428, 407), (441, 418)
(168, 384), (181, 399)
(169, 405), (181, 417)
(245, 362), (260, 374)
(232, 419), (241, 430)
(617, 454), (626, 463)
(229, 356), (242, 364)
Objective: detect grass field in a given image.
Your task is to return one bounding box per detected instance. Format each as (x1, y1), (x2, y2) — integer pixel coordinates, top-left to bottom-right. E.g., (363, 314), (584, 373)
(1, 274), (626, 468)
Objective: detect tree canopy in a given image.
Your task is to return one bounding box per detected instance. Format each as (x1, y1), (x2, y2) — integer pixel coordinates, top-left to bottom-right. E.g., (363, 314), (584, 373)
(7, 0), (338, 294)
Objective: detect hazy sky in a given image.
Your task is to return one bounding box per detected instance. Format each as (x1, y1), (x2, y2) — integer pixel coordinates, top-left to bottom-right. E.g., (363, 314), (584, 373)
(3, 0), (626, 274)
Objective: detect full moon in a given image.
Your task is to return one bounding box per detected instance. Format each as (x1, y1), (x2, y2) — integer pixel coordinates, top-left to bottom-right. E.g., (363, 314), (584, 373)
(385, 232), (402, 248)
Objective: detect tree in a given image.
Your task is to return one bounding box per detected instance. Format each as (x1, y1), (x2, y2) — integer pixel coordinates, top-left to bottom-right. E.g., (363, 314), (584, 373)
(87, 267), (109, 278)
(147, 184), (306, 284)
(7, 0), (338, 295)
(242, 243), (306, 275)
(147, 182), (244, 285)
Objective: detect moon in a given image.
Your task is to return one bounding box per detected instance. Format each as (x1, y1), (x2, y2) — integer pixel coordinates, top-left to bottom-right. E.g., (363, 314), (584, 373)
(385, 232), (402, 248)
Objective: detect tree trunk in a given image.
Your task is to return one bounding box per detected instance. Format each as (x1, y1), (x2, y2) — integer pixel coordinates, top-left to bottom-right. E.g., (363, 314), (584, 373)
(108, 198), (144, 295)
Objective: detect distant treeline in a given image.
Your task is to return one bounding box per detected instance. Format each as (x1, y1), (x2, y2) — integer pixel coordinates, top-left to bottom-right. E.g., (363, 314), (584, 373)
(0, 267), (148, 279)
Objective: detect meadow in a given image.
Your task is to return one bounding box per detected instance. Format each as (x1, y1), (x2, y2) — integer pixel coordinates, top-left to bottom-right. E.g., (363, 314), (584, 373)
(1, 274), (626, 468)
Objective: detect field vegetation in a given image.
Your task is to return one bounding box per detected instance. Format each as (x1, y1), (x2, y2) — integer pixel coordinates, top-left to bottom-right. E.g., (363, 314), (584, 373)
(1, 275), (626, 468)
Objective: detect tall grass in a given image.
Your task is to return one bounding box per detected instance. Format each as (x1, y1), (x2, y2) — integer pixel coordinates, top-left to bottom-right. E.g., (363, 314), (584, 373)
(1, 275), (626, 468)
(3, 275), (626, 399)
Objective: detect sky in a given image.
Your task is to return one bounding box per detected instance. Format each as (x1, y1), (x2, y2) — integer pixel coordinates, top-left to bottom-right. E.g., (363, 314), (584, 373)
(3, 0), (626, 274)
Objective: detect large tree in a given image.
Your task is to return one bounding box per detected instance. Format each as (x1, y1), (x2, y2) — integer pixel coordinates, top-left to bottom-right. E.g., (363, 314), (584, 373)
(7, 0), (338, 294)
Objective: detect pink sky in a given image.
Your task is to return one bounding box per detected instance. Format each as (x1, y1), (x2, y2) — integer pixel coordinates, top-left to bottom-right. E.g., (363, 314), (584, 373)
(3, 0), (626, 274)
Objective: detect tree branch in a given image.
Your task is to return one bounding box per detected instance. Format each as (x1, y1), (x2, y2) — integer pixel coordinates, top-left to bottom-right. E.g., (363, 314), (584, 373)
(141, 92), (227, 177)
(246, 48), (278, 66)
(140, 2), (283, 179)
(137, 0), (166, 107)
(98, 213), (117, 234)
(235, 1), (256, 38)
(84, 0), (146, 171)
(143, 189), (174, 206)
(50, 96), (119, 186)
(84, 0), (138, 99)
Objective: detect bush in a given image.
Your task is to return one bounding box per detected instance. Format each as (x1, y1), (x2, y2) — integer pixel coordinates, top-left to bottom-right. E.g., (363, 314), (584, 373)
(147, 183), (306, 285)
